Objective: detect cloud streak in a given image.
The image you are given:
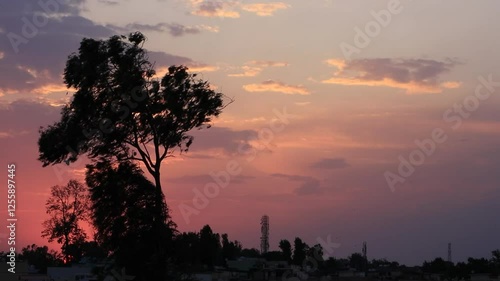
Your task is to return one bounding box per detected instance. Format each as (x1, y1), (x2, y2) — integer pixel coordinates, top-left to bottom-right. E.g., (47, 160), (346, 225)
(241, 2), (289, 16)
(186, 63), (220, 73)
(168, 174), (255, 185)
(228, 66), (262, 77)
(229, 60), (288, 77)
(322, 58), (462, 94)
(121, 22), (219, 37)
(188, 1), (289, 18)
(310, 158), (350, 169)
(243, 80), (310, 95)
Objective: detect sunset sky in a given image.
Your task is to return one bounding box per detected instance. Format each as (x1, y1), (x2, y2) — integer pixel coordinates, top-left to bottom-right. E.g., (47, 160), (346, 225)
(1, 0), (500, 266)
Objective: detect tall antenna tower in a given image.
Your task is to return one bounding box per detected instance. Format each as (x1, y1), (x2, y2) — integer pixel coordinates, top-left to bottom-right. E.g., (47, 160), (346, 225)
(260, 215), (269, 254)
(362, 241), (367, 260)
(448, 243), (452, 262)
(362, 241), (368, 272)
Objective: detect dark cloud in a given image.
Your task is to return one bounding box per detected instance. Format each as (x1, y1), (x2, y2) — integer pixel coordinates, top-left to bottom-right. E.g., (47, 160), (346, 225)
(347, 58), (458, 83)
(188, 126), (258, 155)
(323, 58), (462, 94)
(192, 1), (240, 18)
(121, 22), (203, 37)
(310, 157), (350, 169)
(147, 50), (192, 67)
(0, 0), (193, 95)
(0, 1), (111, 93)
(0, 99), (61, 133)
(271, 173), (312, 182)
(98, 0), (119, 5)
(197, 1), (224, 14)
(0, 0), (85, 19)
(271, 173), (322, 196)
(294, 179), (321, 195)
(123, 23), (166, 32)
(165, 23), (201, 37)
(167, 174), (255, 185)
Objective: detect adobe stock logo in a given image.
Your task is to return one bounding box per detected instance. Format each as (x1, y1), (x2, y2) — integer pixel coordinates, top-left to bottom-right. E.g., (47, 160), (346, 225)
(384, 74), (500, 192)
(281, 234), (340, 281)
(178, 106), (293, 224)
(340, 0), (411, 59)
(7, 0), (71, 53)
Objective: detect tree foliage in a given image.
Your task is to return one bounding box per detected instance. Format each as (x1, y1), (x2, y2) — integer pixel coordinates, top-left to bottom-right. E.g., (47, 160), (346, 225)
(279, 239), (292, 263)
(241, 248), (261, 258)
(263, 251), (285, 261)
(37, 32), (227, 193)
(222, 233), (243, 261)
(348, 252), (366, 271)
(19, 244), (63, 273)
(85, 160), (176, 280)
(292, 237), (309, 265)
(41, 180), (89, 263)
(172, 226), (241, 271)
(492, 250), (500, 267)
(37, 32), (229, 279)
(199, 225), (222, 267)
(308, 244), (324, 262)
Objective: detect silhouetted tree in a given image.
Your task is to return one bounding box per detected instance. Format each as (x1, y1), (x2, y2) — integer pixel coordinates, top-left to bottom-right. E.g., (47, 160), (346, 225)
(173, 228), (240, 270)
(292, 237), (308, 265)
(446, 263), (457, 281)
(264, 251), (285, 261)
(86, 160), (176, 280)
(19, 244), (63, 273)
(241, 248), (261, 258)
(455, 262), (470, 280)
(337, 258), (350, 270)
(308, 244), (324, 261)
(324, 257), (341, 273)
(221, 233), (242, 261)
(423, 258), (458, 280)
(199, 225), (221, 268)
(38, 32), (227, 227)
(173, 231), (202, 271)
(423, 258), (445, 273)
(61, 236), (86, 264)
(37, 32), (229, 279)
(41, 180), (89, 263)
(64, 240), (108, 264)
(493, 250), (500, 263)
(370, 258), (391, 269)
(348, 253), (366, 271)
(279, 239), (292, 263)
(307, 244), (324, 270)
(492, 250), (500, 275)
(467, 257), (490, 274)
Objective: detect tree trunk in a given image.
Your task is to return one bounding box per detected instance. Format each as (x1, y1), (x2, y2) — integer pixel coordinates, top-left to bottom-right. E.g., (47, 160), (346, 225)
(153, 171), (166, 223)
(64, 233), (69, 263)
(152, 170), (169, 280)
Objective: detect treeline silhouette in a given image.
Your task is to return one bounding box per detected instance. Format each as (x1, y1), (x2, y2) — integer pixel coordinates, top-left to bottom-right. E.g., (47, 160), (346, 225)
(3, 233), (499, 281)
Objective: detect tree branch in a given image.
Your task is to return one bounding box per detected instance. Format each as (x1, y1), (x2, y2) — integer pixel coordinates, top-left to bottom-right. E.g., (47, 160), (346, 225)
(159, 145), (169, 162)
(142, 142), (151, 159)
